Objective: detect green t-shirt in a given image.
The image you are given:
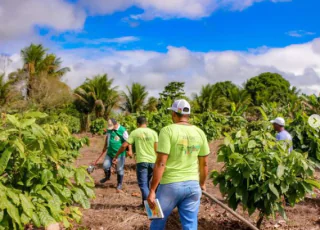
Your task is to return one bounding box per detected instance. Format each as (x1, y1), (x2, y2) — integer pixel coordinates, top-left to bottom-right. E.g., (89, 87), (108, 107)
(157, 124), (210, 184)
(127, 127), (158, 163)
(107, 125), (127, 158)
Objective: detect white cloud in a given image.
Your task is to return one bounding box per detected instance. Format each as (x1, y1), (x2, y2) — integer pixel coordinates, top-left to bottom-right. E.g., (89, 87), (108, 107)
(0, 0), (85, 41)
(287, 30), (316, 38)
(60, 36), (140, 45)
(81, 0), (290, 19)
(5, 38), (320, 97)
(62, 38), (320, 96)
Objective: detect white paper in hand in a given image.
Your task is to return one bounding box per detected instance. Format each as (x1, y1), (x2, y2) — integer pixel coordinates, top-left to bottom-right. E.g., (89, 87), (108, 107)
(144, 199), (164, 220)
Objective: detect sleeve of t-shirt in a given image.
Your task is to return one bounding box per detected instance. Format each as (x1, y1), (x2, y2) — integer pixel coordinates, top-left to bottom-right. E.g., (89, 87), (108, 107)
(123, 130), (129, 141)
(127, 131), (135, 144)
(154, 131), (159, 143)
(157, 127), (171, 155)
(198, 130), (210, 157)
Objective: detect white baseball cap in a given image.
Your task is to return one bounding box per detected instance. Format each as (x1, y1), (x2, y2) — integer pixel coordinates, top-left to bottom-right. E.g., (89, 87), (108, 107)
(168, 99), (191, 115)
(271, 117), (285, 126)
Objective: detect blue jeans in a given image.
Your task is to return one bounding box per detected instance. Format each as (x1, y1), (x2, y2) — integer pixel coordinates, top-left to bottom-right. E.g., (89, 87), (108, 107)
(103, 155), (125, 175)
(136, 162), (154, 203)
(150, 181), (202, 230)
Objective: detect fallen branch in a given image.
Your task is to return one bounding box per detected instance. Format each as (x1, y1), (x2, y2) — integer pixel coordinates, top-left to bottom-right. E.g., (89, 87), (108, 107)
(202, 191), (259, 230)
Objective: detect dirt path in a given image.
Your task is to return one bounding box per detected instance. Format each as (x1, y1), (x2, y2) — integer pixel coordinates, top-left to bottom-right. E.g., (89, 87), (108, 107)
(75, 135), (320, 230)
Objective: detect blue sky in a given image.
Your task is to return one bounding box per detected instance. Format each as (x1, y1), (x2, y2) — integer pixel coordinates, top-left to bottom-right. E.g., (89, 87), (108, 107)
(1, 0), (320, 96)
(47, 0), (319, 52)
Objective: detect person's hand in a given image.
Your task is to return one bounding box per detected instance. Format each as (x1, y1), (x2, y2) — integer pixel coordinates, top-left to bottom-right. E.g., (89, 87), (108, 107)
(200, 184), (206, 191)
(112, 158), (118, 165)
(126, 151), (133, 157)
(147, 190), (156, 210)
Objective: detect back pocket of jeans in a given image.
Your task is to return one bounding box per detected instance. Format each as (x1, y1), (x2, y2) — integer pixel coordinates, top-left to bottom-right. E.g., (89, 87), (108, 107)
(189, 186), (201, 201)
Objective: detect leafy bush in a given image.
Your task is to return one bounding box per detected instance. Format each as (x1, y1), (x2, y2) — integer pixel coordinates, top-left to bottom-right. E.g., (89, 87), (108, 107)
(145, 112), (172, 134)
(90, 118), (107, 135)
(191, 112), (223, 141)
(116, 115), (137, 133)
(287, 112), (320, 163)
(211, 129), (320, 228)
(39, 113), (80, 134)
(0, 112), (94, 229)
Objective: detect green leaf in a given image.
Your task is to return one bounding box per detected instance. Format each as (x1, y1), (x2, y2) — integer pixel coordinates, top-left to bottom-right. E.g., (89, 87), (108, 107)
(269, 183), (279, 198)
(248, 140), (256, 149)
(6, 115), (21, 128)
(305, 179), (320, 189)
(82, 185), (95, 198)
(21, 118), (36, 129)
(38, 206), (56, 227)
(276, 164), (285, 178)
(13, 139), (24, 156)
(6, 190), (20, 206)
(75, 168), (86, 185)
(0, 147), (13, 174)
(31, 212), (41, 228)
(44, 138), (59, 160)
(0, 210), (4, 222)
(24, 112), (48, 119)
(278, 204), (287, 220)
(41, 169), (54, 186)
(19, 194), (35, 217)
(6, 199), (21, 225)
(73, 188), (90, 209)
(62, 217), (71, 228)
(280, 183), (289, 193)
(21, 213), (31, 225)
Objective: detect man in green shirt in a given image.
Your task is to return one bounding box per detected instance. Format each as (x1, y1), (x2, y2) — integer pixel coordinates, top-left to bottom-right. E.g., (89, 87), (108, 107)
(147, 99), (210, 230)
(113, 116), (158, 205)
(99, 118), (131, 192)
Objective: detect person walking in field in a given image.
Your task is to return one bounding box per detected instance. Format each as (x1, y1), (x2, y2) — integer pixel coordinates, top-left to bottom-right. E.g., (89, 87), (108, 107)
(147, 99), (210, 230)
(113, 116), (158, 206)
(271, 117), (293, 152)
(99, 118), (132, 192)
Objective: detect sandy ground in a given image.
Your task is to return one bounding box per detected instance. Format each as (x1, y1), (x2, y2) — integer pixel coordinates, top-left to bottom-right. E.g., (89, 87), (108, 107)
(74, 135), (320, 230)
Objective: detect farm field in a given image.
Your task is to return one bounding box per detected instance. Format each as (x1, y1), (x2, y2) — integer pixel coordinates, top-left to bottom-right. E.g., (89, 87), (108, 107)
(75, 135), (320, 230)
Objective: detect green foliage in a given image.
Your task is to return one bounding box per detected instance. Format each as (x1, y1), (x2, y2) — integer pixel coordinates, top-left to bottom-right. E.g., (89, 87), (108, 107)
(158, 82), (186, 110)
(39, 113), (80, 133)
(190, 112), (224, 141)
(0, 112), (94, 229)
(90, 118), (107, 135)
(116, 115), (137, 133)
(212, 129), (319, 222)
(245, 72), (293, 106)
(122, 83), (148, 113)
(287, 112), (320, 163)
(145, 112), (173, 134)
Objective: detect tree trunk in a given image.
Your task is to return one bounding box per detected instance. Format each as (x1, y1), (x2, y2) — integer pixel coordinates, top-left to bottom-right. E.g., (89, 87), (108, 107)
(26, 76), (33, 99)
(256, 214), (264, 229)
(80, 114), (90, 133)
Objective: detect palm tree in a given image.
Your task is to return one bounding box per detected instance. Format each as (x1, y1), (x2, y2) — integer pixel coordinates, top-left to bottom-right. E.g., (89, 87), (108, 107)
(195, 84), (214, 112)
(220, 88), (252, 116)
(20, 44), (70, 97)
(122, 83), (148, 113)
(74, 87), (96, 132)
(39, 54), (70, 78)
(0, 74), (12, 107)
(74, 74), (119, 132)
(145, 97), (158, 112)
(82, 74), (119, 118)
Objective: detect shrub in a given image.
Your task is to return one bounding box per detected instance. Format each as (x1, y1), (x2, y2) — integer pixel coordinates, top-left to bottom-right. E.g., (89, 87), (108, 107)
(211, 129), (320, 228)
(0, 112), (94, 229)
(90, 118), (107, 135)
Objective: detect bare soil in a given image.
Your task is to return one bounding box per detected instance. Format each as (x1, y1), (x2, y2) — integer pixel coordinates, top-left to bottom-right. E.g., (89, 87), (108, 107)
(74, 135), (320, 230)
